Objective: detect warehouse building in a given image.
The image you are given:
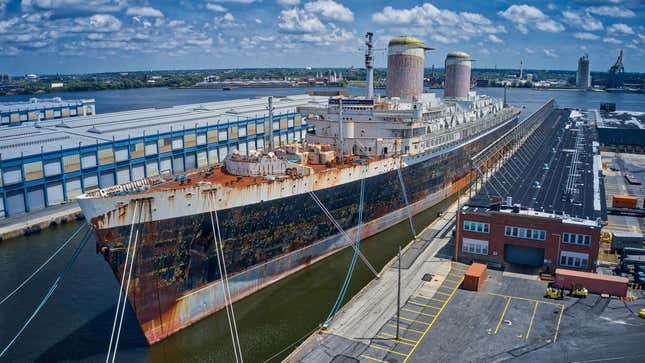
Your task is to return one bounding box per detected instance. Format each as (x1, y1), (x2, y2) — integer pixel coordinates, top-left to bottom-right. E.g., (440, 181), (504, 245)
(596, 108), (645, 154)
(0, 95), (326, 217)
(456, 108), (605, 272)
(1, 97), (95, 126)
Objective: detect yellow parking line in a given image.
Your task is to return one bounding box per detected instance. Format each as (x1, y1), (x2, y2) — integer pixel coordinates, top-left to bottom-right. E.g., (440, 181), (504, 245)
(387, 323), (425, 334)
(554, 304), (565, 342)
(526, 301), (539, 340)
(402, 307), (436, 318)
(370, 343), (408, 357)
(398, 316), (432, 325)
(402, 276), (464, 363)
(360, 354), (387, 363)
(444, 278), (461, 284)
(448, 272), (464, 278)
(408, 300), (441, 309)
(435, 290), (452, 297)
(377, 335), (416, 346)
(379, 332), (419, 344)
(488, 292), (563, 306)
(494, 296), (512, 334)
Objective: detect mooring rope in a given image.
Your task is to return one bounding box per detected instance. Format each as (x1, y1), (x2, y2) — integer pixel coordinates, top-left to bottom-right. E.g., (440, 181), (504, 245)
(0, 228), (92, 359)
(106, 200), (140, 363)
(324, 163), (367, 325)
(397, 162), (417, 238)
(0, 223), (86, 306)
(308, 191), (378, 278)
(209, 193), (243, 363)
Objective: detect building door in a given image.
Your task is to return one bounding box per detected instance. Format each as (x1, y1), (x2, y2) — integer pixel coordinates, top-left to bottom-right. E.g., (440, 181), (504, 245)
(504, 244), (544, 267)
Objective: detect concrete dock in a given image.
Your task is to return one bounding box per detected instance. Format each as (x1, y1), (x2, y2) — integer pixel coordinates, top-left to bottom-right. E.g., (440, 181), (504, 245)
(285, 191), (469, 362)
(0, 203), (82, 241)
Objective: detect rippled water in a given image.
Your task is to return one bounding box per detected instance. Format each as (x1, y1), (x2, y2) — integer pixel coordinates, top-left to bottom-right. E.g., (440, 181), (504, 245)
(0, 87), (643, 362)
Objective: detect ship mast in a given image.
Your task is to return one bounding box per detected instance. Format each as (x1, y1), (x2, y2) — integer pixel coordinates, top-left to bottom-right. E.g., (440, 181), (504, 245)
(268, 96), (274, 152)
(365, 32), (374, 99)
(337, 98), (344, 164)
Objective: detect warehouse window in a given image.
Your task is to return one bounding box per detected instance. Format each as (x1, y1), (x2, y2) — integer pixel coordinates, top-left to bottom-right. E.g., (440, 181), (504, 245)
(463, 220), (489, 233)
(462, 238), (488, 255)
(504, 225), (546, 241)
(563, 233), (591, 246)
(559, 251), (589, 269)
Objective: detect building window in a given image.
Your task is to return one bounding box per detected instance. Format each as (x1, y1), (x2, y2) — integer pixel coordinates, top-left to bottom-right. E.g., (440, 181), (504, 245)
(562, 233), (591, 246)
(463, 220), (489, 233)
(462, 238), (489, 255)
(559, 251), (589, 269)
(504, 225), (546, 241)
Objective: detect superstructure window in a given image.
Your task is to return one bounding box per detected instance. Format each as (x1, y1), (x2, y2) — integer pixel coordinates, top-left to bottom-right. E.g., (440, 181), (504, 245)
(463, 220), (489, 233)
(563, 233), (591, 246)
(504, 225), (546, 241)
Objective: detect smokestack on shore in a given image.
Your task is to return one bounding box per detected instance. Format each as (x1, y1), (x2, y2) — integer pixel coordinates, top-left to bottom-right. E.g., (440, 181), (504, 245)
(444, 51), (472, 99)
(386, 36), (430, 101)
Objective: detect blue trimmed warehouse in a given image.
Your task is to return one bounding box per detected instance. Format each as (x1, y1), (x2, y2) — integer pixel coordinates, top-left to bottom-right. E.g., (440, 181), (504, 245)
(0, 94), (327, 217)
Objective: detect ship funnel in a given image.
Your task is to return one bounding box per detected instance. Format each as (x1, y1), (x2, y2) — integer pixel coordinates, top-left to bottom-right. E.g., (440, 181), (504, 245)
(444, 51), (472, 99)
(386, 36), (431, 101)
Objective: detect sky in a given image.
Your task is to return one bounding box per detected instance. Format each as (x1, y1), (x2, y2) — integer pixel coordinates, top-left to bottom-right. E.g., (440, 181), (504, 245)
(0, 0), (644, 75)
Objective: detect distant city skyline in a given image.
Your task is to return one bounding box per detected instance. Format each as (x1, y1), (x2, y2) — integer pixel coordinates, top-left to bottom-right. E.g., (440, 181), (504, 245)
(0, 0), (644, 74)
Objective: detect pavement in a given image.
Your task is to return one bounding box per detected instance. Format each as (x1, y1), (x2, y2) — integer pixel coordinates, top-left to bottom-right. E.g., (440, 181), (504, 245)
(602, 151), (645, 236)
(0, 202), (82, 241)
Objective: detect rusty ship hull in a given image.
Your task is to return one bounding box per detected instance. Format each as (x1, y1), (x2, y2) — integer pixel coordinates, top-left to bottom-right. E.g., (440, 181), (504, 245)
(78, 110), (518, 344)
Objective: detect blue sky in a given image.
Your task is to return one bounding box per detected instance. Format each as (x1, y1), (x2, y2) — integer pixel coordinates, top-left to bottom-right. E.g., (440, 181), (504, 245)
(0, 0), (644, 74)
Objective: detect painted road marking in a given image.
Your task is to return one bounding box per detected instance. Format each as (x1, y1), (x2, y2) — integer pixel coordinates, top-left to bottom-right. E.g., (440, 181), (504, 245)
(408, 300), (441, 309)
(526, 301), (539, 340)
(554, 305), (565, 343)
(488, 292), (564, 307)
(494, 296), (512, 334)
(402, 273), (465, 363)
(444, 278), (462, 284)
(369, 343), (408, 357)
(397, 316), (432, 325)
(376, 335), (416, 346)
(387, 323), (425, 335)
(360, 354), (387, 363)
(379, 332), (419, 344)
(488, 292), (565, 343)
(402, 307), (436, 318)
(434, 290), (452, 297)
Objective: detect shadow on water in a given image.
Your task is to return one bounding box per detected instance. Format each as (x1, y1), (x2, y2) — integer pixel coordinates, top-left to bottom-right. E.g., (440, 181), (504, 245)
(35, 304), (148, 362)
(8, 192), (457, 363)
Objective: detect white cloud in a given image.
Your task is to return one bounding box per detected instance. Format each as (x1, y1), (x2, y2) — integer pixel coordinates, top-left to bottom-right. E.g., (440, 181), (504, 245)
(498, 4), (564, 33)
(304, 0), (353, 22)
(0, 0), (7, 15)
(278, 8), (325, 33)
(524, 47), (535, 54)
(542, 48), (557, 58)
(371, 3), (504, 45)
(607, 23), (634, 35)
(277, 0), (300, 5)
(206, 3), (227, 12)
(562, 10), (603, 31)
(574, 32), (600, 40)
(254, 18), (262, 23)
(587, 6), (635, 18)
(213, 12), (239, 28)
(74, 14), (122, 32)
(488, 34), (503, 44)
(21, 0), (127, 13)
(126, 7), (164, 18)
(603, 37), (621, 44)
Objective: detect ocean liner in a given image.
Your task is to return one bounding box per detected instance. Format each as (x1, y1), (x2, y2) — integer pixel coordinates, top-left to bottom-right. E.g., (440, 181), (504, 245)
(77, 34), (521, 344)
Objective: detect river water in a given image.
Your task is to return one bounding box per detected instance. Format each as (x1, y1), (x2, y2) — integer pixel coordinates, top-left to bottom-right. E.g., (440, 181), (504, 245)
(0, 87), (643, 363)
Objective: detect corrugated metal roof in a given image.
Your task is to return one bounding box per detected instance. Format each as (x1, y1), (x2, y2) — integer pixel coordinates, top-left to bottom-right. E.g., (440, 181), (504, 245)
(0, 98), (95, 113)
(0, 94), (328, 160)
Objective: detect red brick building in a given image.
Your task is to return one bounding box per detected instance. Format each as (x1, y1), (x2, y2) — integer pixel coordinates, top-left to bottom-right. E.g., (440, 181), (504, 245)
(455, 206), (601, 272)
